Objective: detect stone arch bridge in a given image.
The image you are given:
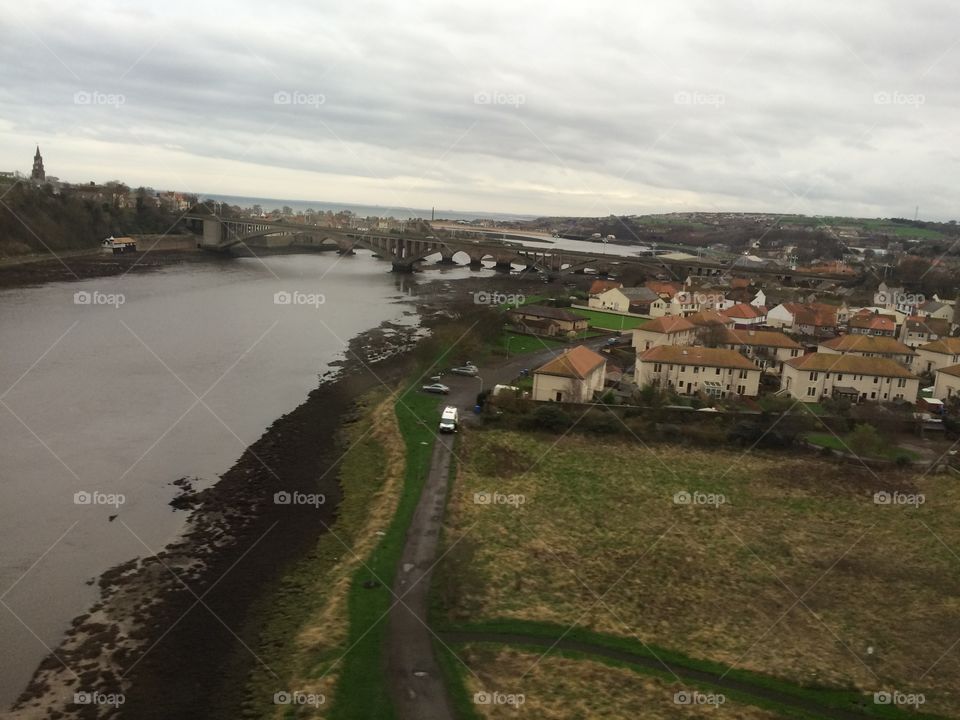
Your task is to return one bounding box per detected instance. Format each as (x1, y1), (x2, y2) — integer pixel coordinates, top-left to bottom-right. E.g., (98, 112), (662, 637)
(185, 214), (857, 282)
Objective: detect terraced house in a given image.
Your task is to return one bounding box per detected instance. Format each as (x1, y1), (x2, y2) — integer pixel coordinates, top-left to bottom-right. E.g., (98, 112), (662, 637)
(916, 337), (960, 375)
(635, 345), (761, 398)
(717, 328), (802, 374)
(780, 353), (919, 403)
(901, 315), (951, 349)
(933, 364), (960, 401)
(818, 334), (917, 369)
(631, 315), (697, 350)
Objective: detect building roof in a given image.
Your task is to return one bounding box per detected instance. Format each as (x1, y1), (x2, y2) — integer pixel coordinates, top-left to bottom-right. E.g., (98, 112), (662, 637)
(721, 328), (802, 349)
(534, 345), (606, 379)
(645, 280), (683, 297)
(589, 279), (622, 295)
(784, 353), (916, 378)
(639, 345), (758, 370)
(686, 310), (734, 327)
(509, 305), (583, 323)
(721, 303), (766, 320)
(918, 338), (960, 355)
(639, 316), (696, 334)
(787, 302), (837, 328)
(848, 313), (895, 332)
(819, 334), (916, 355)
(920, 300), (947, 313)
(905, 315), (950, 336)
(937, 363), (960, 379)
(620, 286), (660, 302)
(729, 277), (751, 289)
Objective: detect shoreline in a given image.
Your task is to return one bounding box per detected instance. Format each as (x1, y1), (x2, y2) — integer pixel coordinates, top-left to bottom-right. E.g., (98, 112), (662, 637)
(4, 253), (543, 719)
(8, 316), (424, 719)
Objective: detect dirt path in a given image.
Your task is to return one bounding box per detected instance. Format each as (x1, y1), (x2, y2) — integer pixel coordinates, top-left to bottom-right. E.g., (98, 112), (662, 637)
(386, 339), (606, 720)
(439, 631), (884, 720)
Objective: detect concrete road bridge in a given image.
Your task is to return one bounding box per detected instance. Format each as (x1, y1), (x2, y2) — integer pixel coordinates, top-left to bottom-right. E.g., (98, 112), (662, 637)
(185, 215), (857, 282)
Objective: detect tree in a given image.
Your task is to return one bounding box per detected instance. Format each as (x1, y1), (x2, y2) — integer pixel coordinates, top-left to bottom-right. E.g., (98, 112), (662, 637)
(848, 423), (883, 457)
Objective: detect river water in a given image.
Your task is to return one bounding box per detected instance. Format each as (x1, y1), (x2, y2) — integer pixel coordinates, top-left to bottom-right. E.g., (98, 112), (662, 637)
(0, 251), (455, 708)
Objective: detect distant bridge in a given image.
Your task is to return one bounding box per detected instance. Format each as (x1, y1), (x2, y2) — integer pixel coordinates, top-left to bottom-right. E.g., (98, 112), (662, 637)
(185, 215), (857, 282)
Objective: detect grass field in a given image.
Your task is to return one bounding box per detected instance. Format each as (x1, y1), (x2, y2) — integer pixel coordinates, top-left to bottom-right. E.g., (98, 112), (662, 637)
(805, 432), (920, 461)
(571, 307), (649, 331)
(437, 431), (960, 717)
(450, 645), (783, 719)
(496, 331), (567, 355)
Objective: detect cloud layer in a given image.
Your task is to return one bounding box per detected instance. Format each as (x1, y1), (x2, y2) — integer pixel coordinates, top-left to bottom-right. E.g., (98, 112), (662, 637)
(2, 0), (958, 218)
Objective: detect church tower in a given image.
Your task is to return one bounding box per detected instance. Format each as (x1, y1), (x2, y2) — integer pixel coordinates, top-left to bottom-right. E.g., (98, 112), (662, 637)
(31, 146), (45, 182)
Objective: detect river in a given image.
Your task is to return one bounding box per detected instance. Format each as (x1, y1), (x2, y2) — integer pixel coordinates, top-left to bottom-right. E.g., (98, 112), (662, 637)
(0, 251), (455, 708)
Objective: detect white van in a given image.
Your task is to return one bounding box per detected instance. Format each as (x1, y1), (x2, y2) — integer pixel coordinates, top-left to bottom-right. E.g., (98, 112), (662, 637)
(439, 405), (459, 433)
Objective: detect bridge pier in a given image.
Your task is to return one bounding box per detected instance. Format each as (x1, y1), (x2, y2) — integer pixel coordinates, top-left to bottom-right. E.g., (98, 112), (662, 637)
(438, 247), (457, 265)
(391, 260), (417, 273)
(494, 260), (513, 272)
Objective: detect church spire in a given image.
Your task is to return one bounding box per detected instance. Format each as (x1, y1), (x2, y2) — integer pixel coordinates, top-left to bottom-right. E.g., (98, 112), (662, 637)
(31, 146), (45, 182)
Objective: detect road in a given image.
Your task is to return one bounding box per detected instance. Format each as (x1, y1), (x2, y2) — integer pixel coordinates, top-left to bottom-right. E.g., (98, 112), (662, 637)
(386, 339), (607, 719)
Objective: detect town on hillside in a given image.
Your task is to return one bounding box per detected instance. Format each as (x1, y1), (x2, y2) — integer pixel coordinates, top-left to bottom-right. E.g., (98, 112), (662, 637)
(503, 275), (959, 423)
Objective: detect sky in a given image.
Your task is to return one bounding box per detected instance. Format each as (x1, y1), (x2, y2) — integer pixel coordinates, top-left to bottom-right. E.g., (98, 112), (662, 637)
(1, 0), (958, 220)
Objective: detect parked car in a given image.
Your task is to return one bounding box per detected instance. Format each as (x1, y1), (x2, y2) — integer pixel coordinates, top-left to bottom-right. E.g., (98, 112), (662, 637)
(421, 383), (450, 394)
(449, 364), (479, 377)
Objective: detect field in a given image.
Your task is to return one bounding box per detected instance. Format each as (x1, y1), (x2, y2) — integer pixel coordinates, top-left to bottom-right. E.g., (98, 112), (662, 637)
(571, 307), (649, 331)
(496, 330), (567, 355)
(805, 432), (920, 461)
(447, 644), (782, 719)
(436, 430), (960, 718)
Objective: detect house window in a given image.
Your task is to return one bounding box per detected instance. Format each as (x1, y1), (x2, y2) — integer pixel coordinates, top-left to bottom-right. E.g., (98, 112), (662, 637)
(873, 376), (878, 384)
(694, 366), (699, 374)
(836, 374), (842, 381)
(739, 369), (748, 378)
(653, 363), (662, 372)
(680, 365), (686, 372)
(897, 378), (906, 388)
(716, 368), (721, 375)
(806, 387), (816, 397)
(809, 372), (818, 381)
(737, 384), (745, 394)
(870, 392), (876, 399)
(678, 381), (684, 388)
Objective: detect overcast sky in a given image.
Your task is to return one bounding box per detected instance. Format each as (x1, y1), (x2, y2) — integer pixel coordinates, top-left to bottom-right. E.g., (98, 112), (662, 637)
(2, 0), (958, 219)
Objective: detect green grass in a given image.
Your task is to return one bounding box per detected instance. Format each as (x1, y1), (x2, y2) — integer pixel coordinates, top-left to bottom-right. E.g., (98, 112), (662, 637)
(328, 388), (440, 720)
(571, 307), (649, 330)
(496, 331), (567, 355)
(804, 432), (919, 461)
(441, 620), (950, 719)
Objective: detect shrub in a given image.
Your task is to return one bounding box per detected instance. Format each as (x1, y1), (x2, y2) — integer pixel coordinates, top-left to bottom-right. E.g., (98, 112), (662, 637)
(522, 403), (573, 432)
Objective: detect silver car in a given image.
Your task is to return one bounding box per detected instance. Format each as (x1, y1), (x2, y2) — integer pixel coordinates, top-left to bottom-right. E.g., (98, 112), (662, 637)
(422, 383), (451, 394)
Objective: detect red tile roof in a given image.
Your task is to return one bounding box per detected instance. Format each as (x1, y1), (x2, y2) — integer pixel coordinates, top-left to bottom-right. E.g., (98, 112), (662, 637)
(785, 353), (916, 378)
(639, 316), (695, 334)
(639, 345), (757, 370)
(534, 345), (606, 379)
(722, 328), (802, 349)
(721, 303), (766, 320)
(820, 335), (915, 355)
(918, 338), (960, 355)
(589, 279), (622, 295)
